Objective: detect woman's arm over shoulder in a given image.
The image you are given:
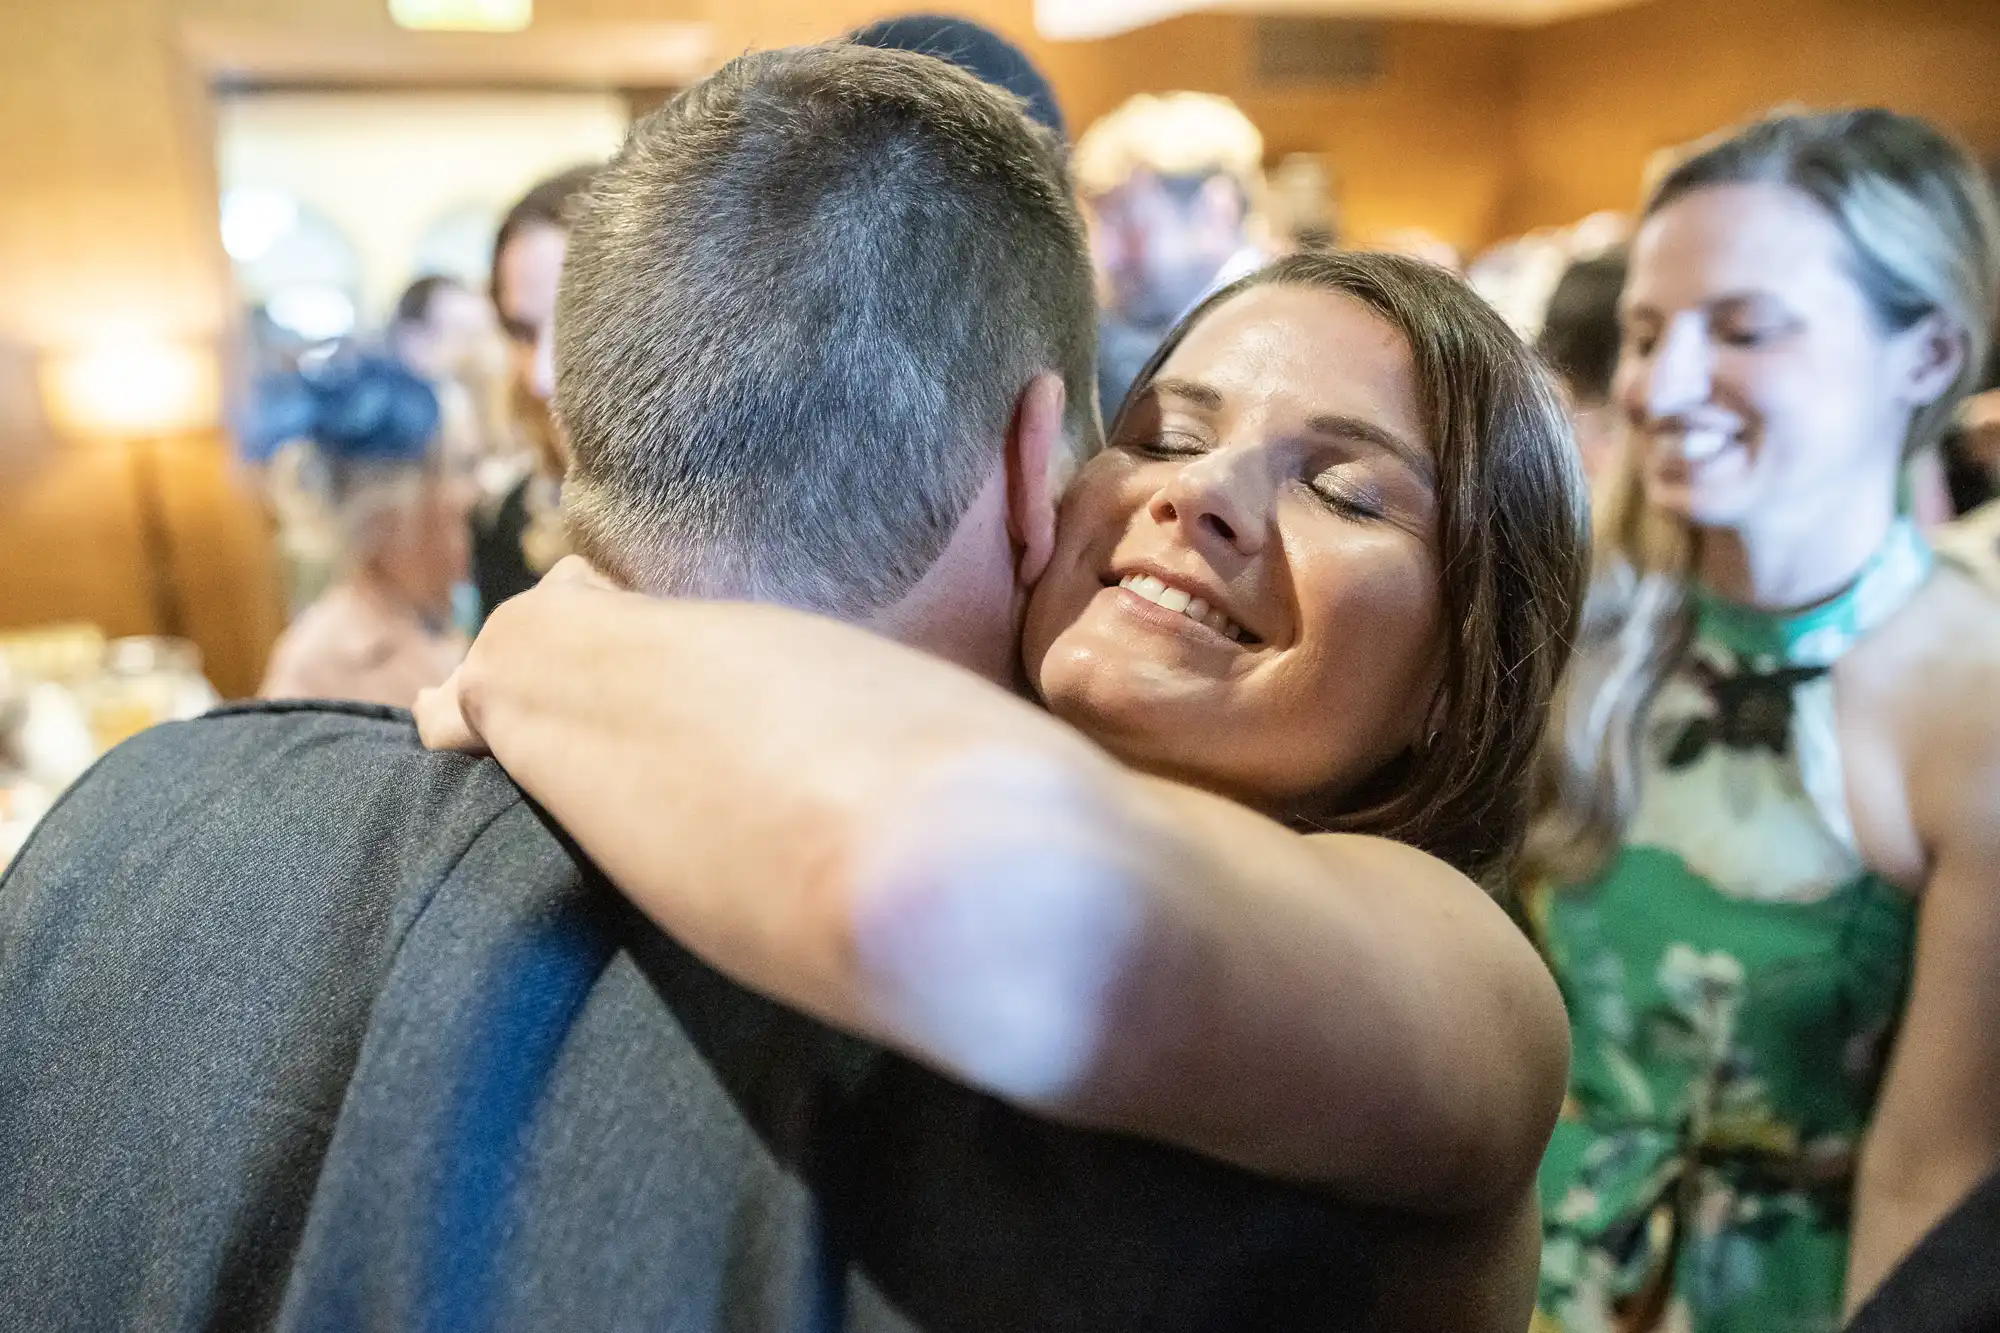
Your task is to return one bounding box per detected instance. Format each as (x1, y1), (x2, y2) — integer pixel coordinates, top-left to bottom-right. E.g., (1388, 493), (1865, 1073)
(428, 568), (1568, 1215)
(1079, 781), (1569, 1213)
(824, 758), (1569, 1215)
(1299, 828), (1571, 1210)
(1849, 574), (2000, 1313)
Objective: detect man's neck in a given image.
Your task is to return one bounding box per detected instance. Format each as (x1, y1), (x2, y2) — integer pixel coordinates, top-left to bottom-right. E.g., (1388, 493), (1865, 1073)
(859, 466), (1026, 690)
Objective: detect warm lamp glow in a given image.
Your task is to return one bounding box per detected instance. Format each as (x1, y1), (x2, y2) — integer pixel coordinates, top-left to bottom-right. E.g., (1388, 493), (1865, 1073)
(389, 0), (532, 32)
(1035, 0), (1195, 40)
(40, 340), (222, 439)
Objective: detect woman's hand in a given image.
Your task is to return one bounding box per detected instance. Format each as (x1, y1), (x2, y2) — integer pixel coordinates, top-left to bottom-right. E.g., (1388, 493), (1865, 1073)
(412, 675), (483, 754)
(416, 556), (617, 754)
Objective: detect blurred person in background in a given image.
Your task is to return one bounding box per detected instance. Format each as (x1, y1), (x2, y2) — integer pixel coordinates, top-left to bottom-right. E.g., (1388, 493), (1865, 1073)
(389, 274), (492, 386)
(1535, 250), (1628, 485)
(1930, 373), (2000, 590)
(849, 12), (1066, 137)
(1075, 91), (1267, 420)
(388, 272), (509, 477)
(1524, 109), (2000, 1333)
(1268, 152), (1340, 255)
(472, 165), (596, 622)
(257, 353), (472, 708)
(1940, 375), (2000, 516)
(1372, 227), (1461, 273)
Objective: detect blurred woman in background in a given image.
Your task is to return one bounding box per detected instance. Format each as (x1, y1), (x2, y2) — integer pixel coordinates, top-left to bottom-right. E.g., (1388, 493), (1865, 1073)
(471, 165), (597, 622)
(388, 272), (511, 480)
(258, 354), (473, 708)
(1537, 250), (1629, 486)
(1526, 109), (2000, 1333)
(1930, 361), (2000, 589)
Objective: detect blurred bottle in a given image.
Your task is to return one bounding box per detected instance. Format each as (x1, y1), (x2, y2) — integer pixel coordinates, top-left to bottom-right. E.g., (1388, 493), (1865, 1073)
(0, 628), (212, 866)
(82, 637), (219, 753)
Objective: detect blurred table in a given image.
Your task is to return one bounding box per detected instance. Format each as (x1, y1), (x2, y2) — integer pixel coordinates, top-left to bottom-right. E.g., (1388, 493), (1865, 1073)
(0, 624), (218, 867)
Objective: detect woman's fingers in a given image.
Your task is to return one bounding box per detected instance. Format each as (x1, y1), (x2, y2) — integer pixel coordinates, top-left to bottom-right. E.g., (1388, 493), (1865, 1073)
(415, 676), (489, 755)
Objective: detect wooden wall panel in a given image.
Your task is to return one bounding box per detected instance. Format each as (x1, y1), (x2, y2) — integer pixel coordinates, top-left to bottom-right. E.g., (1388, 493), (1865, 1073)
(0, 445), (158, 647)
(0, 0), (226, 352)
(708, 2), (1522, 254)
(0, 0), (279, 698)
(1061, 16), (1520, 252)
(150, 435), (288, 700)
(1508, 0), (2000, 234)
(0, 433), (281, 700)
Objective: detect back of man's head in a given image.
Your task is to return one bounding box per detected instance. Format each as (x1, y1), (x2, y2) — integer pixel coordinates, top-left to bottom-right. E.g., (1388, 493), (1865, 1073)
(557, 42), (1098, 615)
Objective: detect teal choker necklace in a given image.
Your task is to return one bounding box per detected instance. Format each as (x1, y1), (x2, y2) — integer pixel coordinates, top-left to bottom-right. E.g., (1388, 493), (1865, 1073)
(1665, 520), (1932, 770)
(1691, 518), (1933, 670)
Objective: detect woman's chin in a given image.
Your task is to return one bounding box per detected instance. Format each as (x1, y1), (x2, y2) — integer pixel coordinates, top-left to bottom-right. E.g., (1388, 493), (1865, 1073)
(1035, 643), (1235, 784)
(1040, 658), (1180, 757)
(1036, 645), (1388, 818)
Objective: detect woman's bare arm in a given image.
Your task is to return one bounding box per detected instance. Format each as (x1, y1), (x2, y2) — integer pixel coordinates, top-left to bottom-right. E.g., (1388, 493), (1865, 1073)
(1847, 685), (2000, 1313)
(420, 568), (1567, 1215)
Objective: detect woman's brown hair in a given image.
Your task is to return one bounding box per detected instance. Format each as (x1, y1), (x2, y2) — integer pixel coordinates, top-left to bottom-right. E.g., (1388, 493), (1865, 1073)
(1115, 250), (1592, 891)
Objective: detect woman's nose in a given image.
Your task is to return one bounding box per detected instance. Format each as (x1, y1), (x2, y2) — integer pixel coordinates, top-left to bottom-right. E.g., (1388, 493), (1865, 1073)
(1642, 316), (1713, 420)
(1147, 451), (1266, 559)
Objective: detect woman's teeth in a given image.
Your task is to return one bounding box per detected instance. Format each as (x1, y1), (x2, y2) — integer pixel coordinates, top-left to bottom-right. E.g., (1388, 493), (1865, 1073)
(1117, 573), (1249, 642)
(1666, 429), (1732, 462)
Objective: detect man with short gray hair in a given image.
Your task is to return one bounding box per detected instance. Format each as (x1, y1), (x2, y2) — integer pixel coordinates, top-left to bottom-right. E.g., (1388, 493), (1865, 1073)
(559, 45), (1097, 621)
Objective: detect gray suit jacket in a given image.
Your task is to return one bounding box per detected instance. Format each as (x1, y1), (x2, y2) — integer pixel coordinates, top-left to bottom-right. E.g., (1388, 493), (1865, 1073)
(0, 702), (1377, 1332)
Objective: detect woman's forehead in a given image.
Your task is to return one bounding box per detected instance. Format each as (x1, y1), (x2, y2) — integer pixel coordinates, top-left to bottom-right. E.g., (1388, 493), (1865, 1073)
(1629, 182), (1854, 306)
(1162, 284), (1426, 446)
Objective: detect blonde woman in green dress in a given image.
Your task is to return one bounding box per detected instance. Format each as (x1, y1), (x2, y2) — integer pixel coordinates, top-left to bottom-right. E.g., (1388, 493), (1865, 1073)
(1527, 109), (2000, 1332)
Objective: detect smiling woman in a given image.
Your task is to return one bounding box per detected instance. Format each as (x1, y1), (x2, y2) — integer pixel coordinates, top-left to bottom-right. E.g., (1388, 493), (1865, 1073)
(1032, 254), (1586, 885)
(1030, 282), (1446, 823)
(1523, 109), (2000, 1333)
(420, 248), (1590, 1329)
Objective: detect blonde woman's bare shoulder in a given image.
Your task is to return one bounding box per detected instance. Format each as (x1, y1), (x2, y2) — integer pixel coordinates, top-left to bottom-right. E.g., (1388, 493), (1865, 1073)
(1848, 560), (2000, 872)
(1903, 562), (2000, 677)
(1904, 562), (2000, 768)
(1843, 564), (2000, 886)
(1846, 561), (2000, 697)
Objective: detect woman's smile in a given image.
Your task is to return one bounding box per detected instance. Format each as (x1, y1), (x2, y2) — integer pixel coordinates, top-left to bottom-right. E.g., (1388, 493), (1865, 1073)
(1024, 281), (1445, 810)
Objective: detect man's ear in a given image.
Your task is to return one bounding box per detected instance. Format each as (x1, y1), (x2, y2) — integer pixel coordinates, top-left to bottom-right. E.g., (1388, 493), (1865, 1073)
(1006, 372), (1066, 590)
(1893, 311), (1969, 410)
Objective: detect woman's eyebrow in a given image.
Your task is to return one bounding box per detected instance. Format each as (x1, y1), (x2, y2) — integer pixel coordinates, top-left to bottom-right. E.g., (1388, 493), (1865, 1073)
(1707, 292), (1790, 320)
(1305, 412), (1435, 487)
(1151, 374), (1433, 488)
(1150, 376), (1223, 410)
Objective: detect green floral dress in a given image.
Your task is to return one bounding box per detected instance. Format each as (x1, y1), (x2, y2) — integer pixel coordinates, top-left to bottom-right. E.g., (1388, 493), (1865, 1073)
(1533, 521), (1931, 1333)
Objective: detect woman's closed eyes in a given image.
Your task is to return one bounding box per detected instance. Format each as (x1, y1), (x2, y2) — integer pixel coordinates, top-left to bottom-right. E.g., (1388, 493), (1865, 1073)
(1124, 426), (1391, 523)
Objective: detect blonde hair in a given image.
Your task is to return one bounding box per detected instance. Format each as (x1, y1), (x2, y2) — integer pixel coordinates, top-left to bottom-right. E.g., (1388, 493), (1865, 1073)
(1073, 91), (1264, 204)
(1524, 108), (2000, 886)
